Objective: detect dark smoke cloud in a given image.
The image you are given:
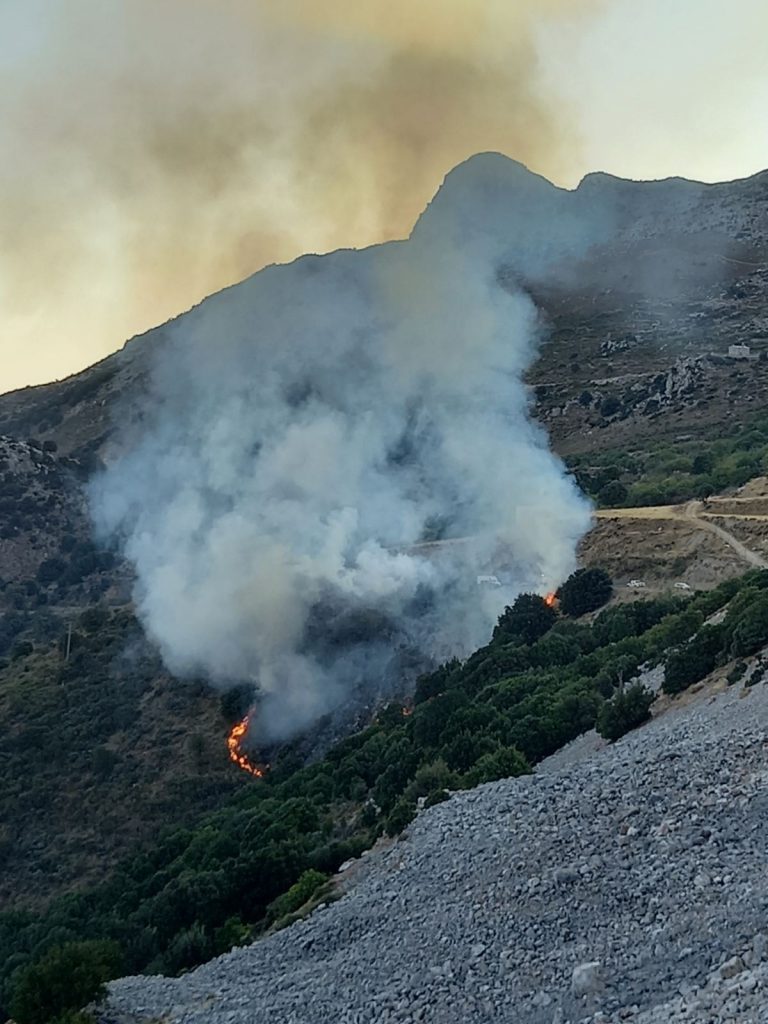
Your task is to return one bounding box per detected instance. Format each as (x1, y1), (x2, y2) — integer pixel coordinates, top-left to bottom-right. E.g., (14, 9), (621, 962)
(0, 0), (599, 390)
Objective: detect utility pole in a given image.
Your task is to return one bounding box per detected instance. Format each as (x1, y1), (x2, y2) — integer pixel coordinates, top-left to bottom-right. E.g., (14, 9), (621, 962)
(64, 621), (72, 662)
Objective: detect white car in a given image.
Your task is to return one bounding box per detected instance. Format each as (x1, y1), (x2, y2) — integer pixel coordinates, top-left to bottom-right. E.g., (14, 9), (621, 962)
(674, 582), (692, 591)
(627, 579), (647, 589)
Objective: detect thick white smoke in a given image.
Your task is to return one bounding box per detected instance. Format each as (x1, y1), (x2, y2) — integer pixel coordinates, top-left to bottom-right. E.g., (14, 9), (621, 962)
(91, 153), (592, 742)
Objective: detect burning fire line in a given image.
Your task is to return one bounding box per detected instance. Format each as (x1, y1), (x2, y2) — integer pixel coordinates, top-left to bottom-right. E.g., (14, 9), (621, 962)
(227, 714), (269, 778)
(544, 591), (558, 608)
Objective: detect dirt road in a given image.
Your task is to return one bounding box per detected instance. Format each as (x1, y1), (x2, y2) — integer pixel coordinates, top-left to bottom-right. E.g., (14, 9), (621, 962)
(596, 500), (768, 569)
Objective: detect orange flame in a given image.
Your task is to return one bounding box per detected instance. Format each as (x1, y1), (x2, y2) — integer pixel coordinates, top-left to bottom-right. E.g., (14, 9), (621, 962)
(544, 591), (558, 608)
(227, 714), (268, 778)
(401, 705), (413, 717)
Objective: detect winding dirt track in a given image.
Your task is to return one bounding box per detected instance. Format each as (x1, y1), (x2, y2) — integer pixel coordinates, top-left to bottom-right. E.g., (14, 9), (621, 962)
(596, 500), (768, 569)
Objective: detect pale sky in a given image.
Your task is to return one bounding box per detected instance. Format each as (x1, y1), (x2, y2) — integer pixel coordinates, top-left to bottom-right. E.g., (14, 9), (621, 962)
(1, 0), (767, 394)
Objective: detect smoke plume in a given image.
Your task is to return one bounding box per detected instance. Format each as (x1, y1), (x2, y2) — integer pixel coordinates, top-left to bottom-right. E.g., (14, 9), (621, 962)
(91, 153), (592, 742)
(0, 0), (599, 391)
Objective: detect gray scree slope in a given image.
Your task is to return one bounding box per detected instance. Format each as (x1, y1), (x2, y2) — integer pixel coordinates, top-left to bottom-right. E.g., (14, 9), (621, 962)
(105, 678), (768, 1024)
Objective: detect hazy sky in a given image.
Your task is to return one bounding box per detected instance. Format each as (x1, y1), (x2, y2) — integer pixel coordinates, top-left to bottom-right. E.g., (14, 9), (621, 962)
(1, 0), (767, 394)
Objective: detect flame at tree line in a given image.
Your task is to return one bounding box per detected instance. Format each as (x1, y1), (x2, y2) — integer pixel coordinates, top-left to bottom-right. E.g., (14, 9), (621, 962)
(227, 714), (268, 778)
(228, 594), (557, 774)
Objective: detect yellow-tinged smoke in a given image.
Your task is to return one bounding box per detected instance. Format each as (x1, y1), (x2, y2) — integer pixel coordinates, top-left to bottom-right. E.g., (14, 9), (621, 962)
(0, 0), (599, 392)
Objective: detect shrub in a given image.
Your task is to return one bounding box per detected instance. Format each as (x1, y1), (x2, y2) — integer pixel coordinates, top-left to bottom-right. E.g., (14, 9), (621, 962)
(558, 568), (613, 617)
(10, 940), (121, 1024)
(157, 923), (211, 975)
(265, 870), (328, 925)
(663, 623), (726, 694)
(600, 395), (622, 417)
(10, 640), (33, 661)
(492, 593), (557, 645)
(727, 661), (748, 686)
(78, 606), (109, 635)
(598, 480), (628, 507)
(423, 788), (450, 809)
(385, 798), (417, 837)
(729, 594), (768, 657)
(463, 746), (530, 786)
(37, 558), (66, 586)
(596, 684), (655, 741)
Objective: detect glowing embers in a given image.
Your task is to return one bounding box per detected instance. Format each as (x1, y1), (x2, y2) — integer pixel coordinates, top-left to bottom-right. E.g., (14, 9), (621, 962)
(226, 714), (269, 778)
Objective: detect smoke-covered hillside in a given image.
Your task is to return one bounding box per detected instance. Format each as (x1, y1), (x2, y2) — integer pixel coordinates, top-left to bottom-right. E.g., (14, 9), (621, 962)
(88, 152), (596, 746)
(1, 152), (768, 951)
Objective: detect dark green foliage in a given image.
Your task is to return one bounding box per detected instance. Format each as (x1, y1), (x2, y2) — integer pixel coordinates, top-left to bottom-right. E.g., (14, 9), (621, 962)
(423, 788), (450, 809)
(463, 746), (530, 786)
(597, 684), (655, 741)
(727, 661), (748, 685)
(728, 593), (768, 657)
(37, 558), (66, 586)
(492, 594), (557, 645)
(557, 568), (613, 617)
(265, 870), (328, 926)
(77, 606), (109, 635)
(0, 579), (760, 1017)
(598, 480), (627, 506)
(385, 799), (417, 837)
(600, 395), (622, 417)
(663, 624), (727, 694)
(10, 640), (33, 660)
(9, 940), (121, 1024)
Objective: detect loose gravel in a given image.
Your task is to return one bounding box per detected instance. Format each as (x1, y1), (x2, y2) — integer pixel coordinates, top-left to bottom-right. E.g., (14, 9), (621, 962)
(104, 674), (768, 1024)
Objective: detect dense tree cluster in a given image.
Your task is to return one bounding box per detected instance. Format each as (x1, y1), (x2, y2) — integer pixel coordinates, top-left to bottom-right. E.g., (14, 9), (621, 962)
(596, 683), (655, 741)
(557, 568), (613, 617)
(568, 412), (768, 509)
(0, 573), (747, 1021)
(663, 571), (768, 694)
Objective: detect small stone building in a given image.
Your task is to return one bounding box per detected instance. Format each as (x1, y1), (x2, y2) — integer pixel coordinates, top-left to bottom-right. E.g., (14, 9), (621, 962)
(728, 343), (751, 360)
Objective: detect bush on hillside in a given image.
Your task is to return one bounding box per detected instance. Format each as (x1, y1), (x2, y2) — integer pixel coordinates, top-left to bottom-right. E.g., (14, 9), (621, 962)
(385, 798), (417, 837)
(557, 568), (613, 617)
(10, 940), (121, 1024)
(596, 684), (655, 741)
(492, 593), (557, 646)
(729, 593), (768, 657)
(663, 623), (727, 695)
(463, 746), (530, 787)
(265, 870), (329, 927)
(598, 480), (628, 507)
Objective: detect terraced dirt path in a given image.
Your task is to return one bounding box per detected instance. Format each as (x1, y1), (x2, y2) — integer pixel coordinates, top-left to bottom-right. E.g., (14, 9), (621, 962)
(596, 500), (768, 569)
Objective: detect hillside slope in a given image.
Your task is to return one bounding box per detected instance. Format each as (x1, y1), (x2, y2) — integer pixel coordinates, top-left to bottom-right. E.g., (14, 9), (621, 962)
(2, 152), (768, 920)
(105, 672), (768, 1024)
(1, 156), (767, 464)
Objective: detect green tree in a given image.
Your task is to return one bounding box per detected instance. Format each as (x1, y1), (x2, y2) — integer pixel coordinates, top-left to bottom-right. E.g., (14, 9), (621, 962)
(492, 593), (557, 645)
(597, 480), (627, 507)
(663, 624), (726, 694)
(464, 746), (530, 786)
(596, 684), (655, 741)
(729, 593), (768, 657)
(557, 568), (613, 617)
(385, 799), (417, 837)
(10, 941), (121, 1024)
(265, 870), (328, 925)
